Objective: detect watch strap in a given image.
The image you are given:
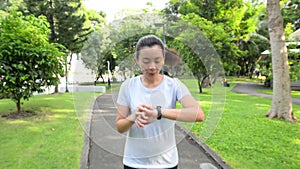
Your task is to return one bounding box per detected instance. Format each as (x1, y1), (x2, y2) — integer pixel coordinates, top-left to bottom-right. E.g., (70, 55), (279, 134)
(156, 106), (162, 120)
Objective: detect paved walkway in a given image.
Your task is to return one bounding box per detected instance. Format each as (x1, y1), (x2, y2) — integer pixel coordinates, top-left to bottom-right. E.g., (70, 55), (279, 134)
(81, 93), (232, 169)
(231, 82), (300, 104)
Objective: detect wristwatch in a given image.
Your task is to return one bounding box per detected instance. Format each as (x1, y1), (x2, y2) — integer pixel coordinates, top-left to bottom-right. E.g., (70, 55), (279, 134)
(156, 106), (162, 120)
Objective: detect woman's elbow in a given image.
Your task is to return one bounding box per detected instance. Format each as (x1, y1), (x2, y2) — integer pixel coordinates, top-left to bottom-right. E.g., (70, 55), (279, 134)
(116, 126), (126, 133)
(116, 123), (126, 133)
(117, 128), (125, 133)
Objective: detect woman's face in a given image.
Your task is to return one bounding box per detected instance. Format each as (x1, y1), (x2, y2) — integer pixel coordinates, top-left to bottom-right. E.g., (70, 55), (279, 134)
(137, 45), (164, 78)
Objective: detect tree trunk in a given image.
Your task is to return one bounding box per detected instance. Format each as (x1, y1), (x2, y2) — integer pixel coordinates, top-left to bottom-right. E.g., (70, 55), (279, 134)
(94, 75), (100, 86)
(265, 0), (295, 122)
(48, 0), (55, 43)
(54, 73), (59, 93)
(122, 71), (127, 80)
(100, 74), (105, 83)
(16, 99), (21, 114)
(50, 0), (59, 93)
(197, 75), (203, 94)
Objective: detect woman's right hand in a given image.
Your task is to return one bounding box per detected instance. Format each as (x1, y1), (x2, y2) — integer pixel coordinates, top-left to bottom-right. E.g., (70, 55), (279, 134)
(135, 104), (156, 128)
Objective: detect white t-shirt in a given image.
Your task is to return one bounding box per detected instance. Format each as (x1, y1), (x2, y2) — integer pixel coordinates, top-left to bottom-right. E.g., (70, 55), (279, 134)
(117, 75), (190, 168)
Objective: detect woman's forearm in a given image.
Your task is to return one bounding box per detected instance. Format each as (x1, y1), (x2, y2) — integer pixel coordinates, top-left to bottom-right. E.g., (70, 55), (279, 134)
(116, 113), (136, 133)
(162, 106), (204, 122)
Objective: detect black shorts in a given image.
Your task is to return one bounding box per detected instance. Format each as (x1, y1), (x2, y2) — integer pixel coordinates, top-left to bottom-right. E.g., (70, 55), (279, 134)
(124, 164), (178, 169)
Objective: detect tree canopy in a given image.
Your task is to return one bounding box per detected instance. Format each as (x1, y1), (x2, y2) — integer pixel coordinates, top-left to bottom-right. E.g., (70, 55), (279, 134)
(22, 0), (92, 54)
(0, 11), (65, 113)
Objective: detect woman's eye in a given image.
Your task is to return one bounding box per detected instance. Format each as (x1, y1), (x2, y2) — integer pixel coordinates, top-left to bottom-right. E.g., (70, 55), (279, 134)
(155, 59), (162, 63)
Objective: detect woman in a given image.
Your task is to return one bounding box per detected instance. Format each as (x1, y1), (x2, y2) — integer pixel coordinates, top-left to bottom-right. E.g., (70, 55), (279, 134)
(116, 35), (205, 169)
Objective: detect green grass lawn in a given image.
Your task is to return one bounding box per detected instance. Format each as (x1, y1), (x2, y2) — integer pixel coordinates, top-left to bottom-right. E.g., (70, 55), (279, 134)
(181, 78), (300, 169)
(0, 92), (98, 169)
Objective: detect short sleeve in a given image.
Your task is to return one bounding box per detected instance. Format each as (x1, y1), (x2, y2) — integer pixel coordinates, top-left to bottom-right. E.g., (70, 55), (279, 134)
(174, 78), (191, 101)
(117, 79), (130, 107)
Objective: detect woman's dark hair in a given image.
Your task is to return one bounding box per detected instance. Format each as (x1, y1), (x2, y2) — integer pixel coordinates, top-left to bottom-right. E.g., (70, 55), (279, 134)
(135, 35), (165, 59)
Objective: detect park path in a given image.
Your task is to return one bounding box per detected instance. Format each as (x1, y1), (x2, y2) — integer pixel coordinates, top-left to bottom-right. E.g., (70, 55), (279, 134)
(231, 82), (300, 104)
(80, 93), (232, 169)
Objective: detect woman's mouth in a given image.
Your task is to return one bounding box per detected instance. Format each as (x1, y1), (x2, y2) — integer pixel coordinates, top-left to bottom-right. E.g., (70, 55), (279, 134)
(149, 72), (155, 76)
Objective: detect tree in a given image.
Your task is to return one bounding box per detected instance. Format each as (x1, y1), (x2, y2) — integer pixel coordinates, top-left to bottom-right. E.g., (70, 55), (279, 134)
(282, 0), (300, 30)
(22, 0), (91, 53)
(265, 0), (295, 121)
(85, 9), (106, 31)
(164, 1), (243, 92)
(0, 11), (65, 114)
(0, 0), (22, 11)
(22, 0), (93, 92)
(81, 31), (116, 84)
(165, 0), (261, 77)
(0, 0), (10, 12)
(166, 15), (226, 93)
(212, 1), (263, 77)
(0, 0), (23, 16)
(255, 0), (300, 86)
(108, 13), (158, 79)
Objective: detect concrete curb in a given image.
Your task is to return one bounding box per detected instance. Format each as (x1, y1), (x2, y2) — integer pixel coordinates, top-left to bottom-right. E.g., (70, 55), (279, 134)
(176, 123), (232, 169)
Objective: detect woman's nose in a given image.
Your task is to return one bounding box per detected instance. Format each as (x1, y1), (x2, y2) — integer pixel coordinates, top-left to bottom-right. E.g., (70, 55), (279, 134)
(148, 62), (156, 69)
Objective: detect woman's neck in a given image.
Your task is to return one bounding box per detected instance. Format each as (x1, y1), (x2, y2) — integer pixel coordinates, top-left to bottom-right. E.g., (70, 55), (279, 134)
(141, 74), (164, 88)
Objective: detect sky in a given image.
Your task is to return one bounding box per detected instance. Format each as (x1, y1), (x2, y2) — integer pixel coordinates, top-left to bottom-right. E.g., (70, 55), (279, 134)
(83, 0), (169, 22)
